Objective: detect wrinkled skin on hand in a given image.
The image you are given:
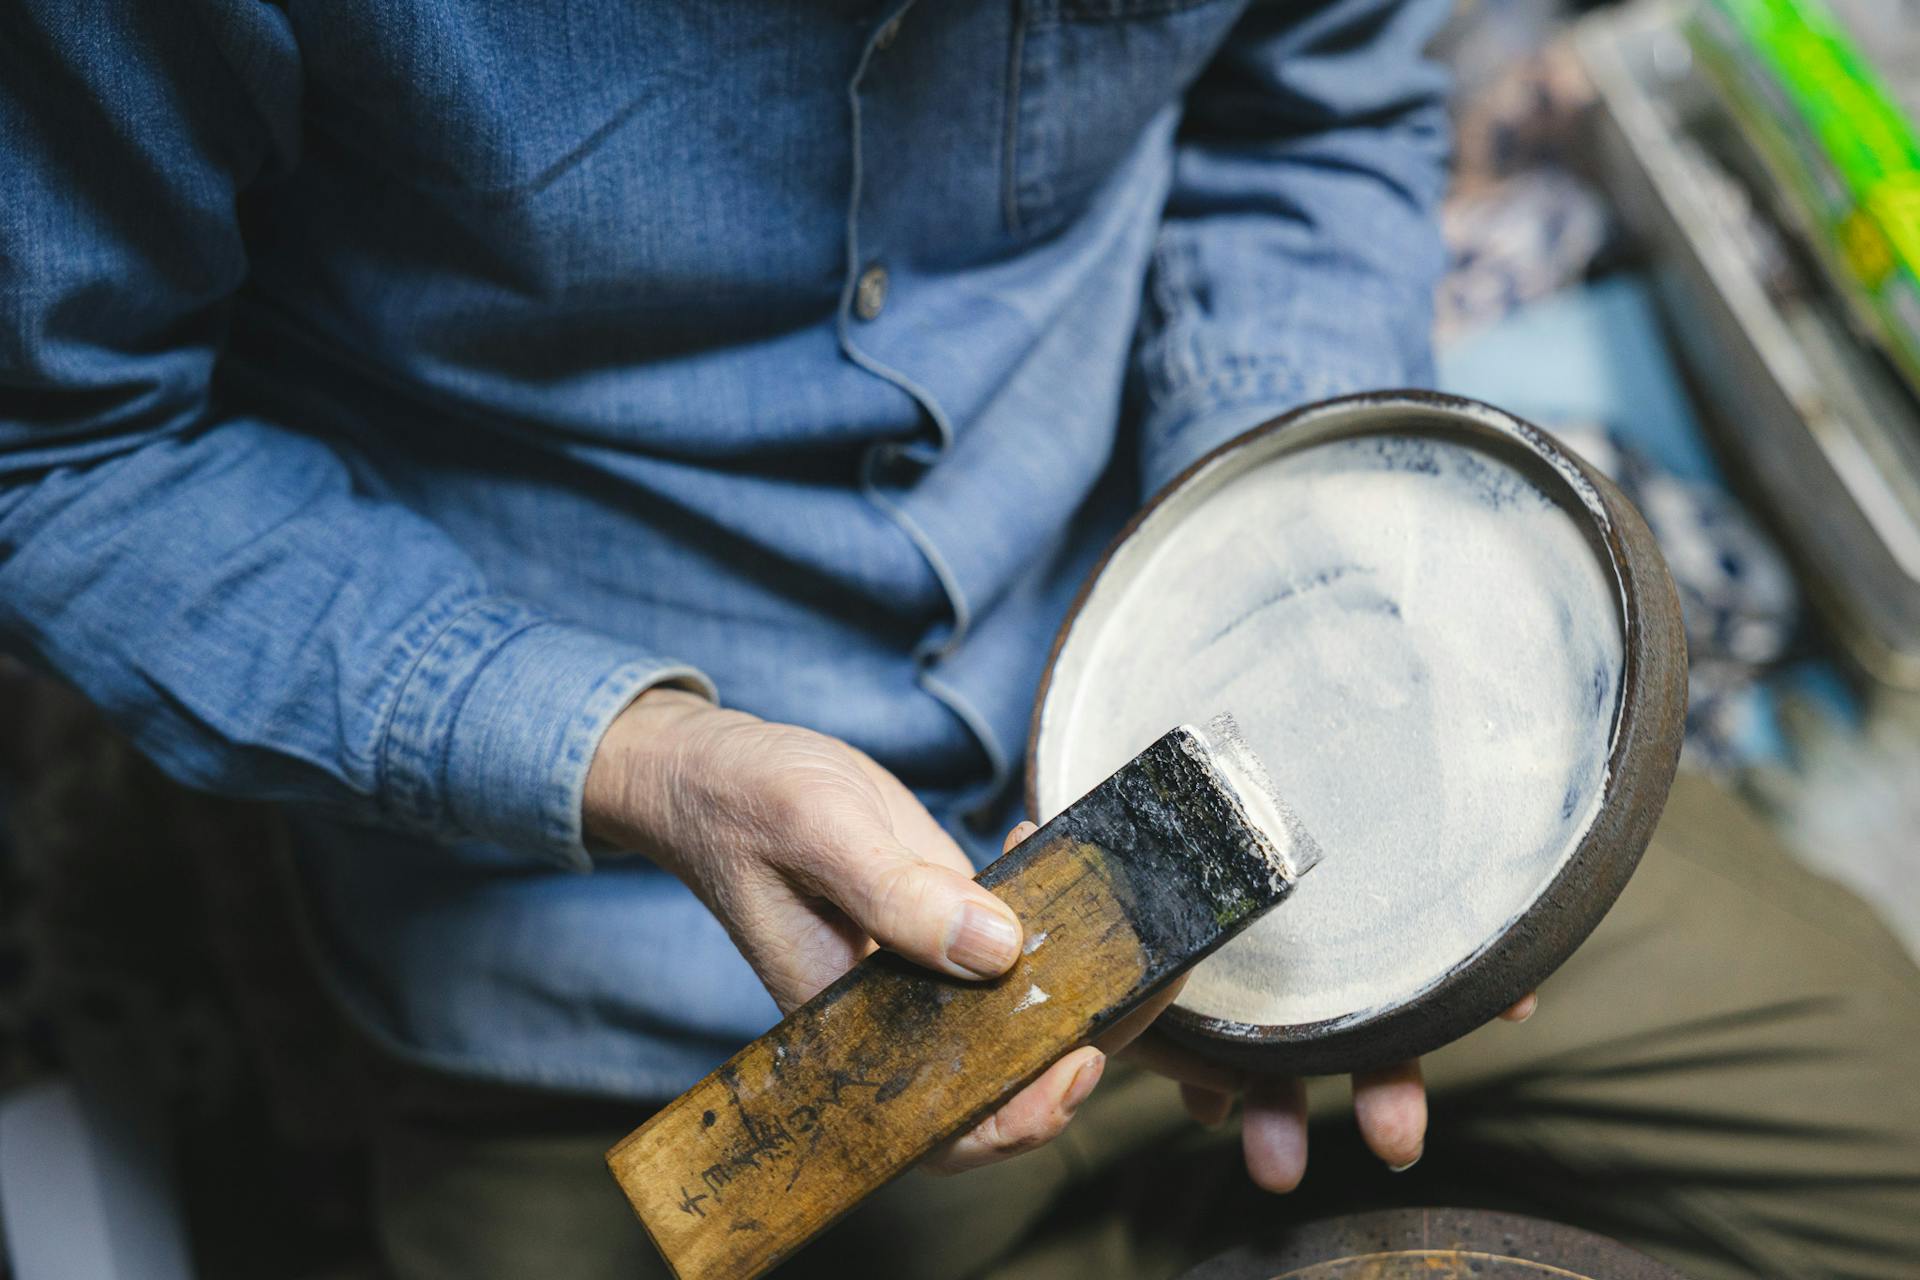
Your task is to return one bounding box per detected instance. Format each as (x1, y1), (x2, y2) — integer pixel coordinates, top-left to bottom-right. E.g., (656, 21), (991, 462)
(584, 687), (1535, 1181)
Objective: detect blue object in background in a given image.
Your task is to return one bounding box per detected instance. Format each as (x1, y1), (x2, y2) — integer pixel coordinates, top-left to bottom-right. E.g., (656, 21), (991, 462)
(1438, 276), (1724, 487)
(1436, 274), (1848, 772)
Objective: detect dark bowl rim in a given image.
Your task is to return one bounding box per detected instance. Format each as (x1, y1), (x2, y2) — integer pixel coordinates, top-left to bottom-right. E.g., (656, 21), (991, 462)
(1023, 389), (1688, 1075)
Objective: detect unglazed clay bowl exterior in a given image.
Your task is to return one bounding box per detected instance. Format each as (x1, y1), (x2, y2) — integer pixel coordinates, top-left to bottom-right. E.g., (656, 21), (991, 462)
(1026, 391), (1686, 1075)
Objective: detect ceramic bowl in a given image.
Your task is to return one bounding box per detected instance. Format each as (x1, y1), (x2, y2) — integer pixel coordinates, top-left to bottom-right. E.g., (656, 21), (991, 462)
(1027, 392), (1686, 1075)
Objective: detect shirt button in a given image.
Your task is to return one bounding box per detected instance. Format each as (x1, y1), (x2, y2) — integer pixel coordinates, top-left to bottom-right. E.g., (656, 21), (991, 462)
(854, 263), (889, 321)
(875, 15), (902, 51)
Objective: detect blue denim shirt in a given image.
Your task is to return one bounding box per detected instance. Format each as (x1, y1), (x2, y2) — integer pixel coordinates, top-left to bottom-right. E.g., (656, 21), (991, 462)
(2, 0), (1446, 1097)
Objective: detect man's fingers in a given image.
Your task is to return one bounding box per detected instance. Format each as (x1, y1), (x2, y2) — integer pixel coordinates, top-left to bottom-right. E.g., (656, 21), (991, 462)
(823, 846), (1021, 980)
(1499, 991), (1538, 1022)
(921, 1047), (1105, 1175)
(1352, 1059), (1426, 1171)
(845, 746), (980, 877)
(1181, 1083), (1234, 1128)
(1242, 1075), (1308, 1193)
(1119, 1027), (1244, 1094)
(846, 818), (1036, 980)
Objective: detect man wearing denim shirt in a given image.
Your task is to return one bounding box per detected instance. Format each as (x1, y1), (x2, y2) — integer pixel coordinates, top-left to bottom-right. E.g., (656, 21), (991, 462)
(5, 0), (1920, 1275)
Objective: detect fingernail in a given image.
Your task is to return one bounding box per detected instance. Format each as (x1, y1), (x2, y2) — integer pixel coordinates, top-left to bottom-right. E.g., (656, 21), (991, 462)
(1064, 1053), (1105, 1112)
(1388, 1144), (1423, 1173)
(947, 903), (1021, 977)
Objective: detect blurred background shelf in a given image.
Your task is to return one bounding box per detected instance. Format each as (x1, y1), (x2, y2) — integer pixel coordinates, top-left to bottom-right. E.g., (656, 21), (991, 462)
(1578, 0), (1920, 687)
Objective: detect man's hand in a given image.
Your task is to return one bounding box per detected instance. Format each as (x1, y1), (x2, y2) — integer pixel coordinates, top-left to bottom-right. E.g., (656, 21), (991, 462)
(1124, 992), (1538, 1188)
(582, 688), (1127, 1173)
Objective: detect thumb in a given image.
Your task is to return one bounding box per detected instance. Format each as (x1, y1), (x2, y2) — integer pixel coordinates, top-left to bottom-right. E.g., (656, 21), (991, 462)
(816, 836), (1024, 982)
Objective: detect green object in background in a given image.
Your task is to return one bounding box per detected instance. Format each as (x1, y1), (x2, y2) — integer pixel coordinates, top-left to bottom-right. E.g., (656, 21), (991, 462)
(1691, 0), (1920, 396)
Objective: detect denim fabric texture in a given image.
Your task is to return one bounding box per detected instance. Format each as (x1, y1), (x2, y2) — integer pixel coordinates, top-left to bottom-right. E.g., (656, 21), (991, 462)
(1, 0), (1448, 1096)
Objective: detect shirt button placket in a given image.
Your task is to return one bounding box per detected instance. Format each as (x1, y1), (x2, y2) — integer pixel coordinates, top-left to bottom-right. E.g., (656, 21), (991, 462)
(847, 6), (909, 330)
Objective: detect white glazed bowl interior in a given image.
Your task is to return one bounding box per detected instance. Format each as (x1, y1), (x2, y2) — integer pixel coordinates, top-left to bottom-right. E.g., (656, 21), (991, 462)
(1032, 398), (1626, 1033)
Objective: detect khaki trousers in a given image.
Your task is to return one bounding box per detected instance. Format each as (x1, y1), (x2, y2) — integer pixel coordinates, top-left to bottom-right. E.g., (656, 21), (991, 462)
(370, 776), (1920, 1280)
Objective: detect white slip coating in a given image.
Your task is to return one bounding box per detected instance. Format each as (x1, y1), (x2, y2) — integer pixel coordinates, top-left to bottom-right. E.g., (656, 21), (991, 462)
(1188, 713), (1322, 891)
(1038, 427), (1624, 1030)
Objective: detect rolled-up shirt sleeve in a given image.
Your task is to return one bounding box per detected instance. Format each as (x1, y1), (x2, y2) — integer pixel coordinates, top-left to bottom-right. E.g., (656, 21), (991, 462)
(0, 3), (709, 869)
(1132, 0), (1453, 494)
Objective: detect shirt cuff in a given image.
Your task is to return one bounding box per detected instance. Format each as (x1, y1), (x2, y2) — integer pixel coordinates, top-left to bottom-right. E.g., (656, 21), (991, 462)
(1139, 396), (1304, 498)
(379, 596), (715, 871)
(1135, 284), (1438, 496)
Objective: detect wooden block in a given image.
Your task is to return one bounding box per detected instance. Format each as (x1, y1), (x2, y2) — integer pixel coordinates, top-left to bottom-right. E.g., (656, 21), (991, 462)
(607, 719), (1318, 1280)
